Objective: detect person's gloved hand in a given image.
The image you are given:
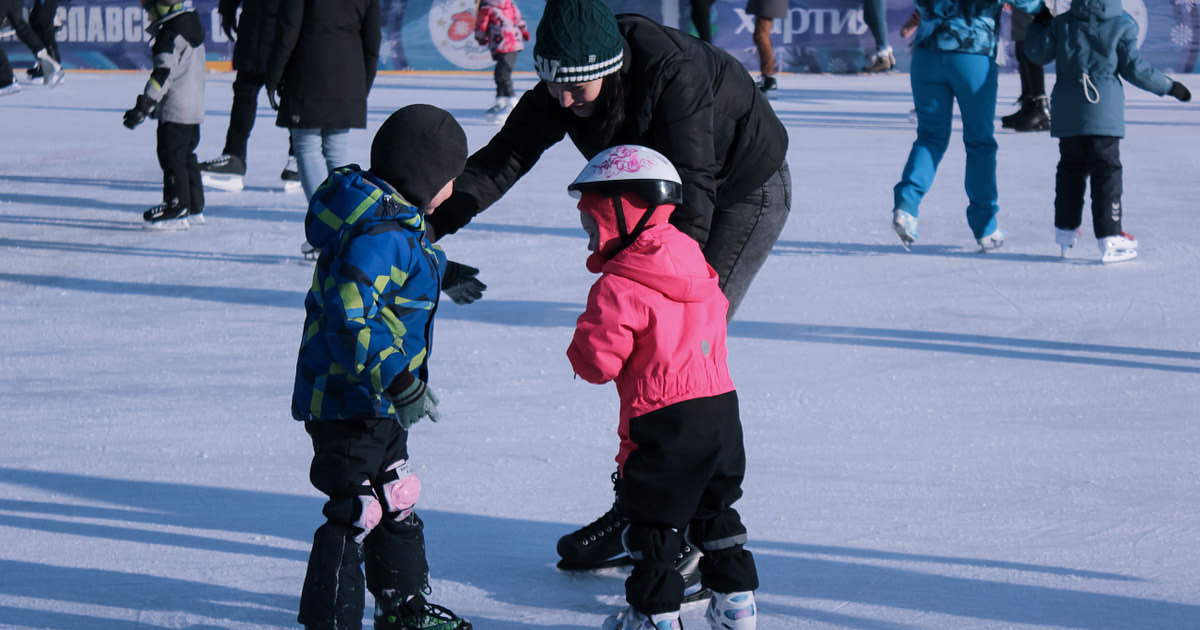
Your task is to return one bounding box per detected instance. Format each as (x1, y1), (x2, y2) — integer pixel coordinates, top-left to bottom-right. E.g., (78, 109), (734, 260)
(122, 94), (158, 129)
(1169, 81), (1191, 102)
(1033, 6), (1053, 26)
(385, 374), (440, 429)
(442, 260), (487, 305)
(220, 10), (237, 41)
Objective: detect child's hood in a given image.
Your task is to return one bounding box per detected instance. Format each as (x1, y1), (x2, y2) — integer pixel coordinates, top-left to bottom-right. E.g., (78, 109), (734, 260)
(153, 10), (205, 46)
(599, 224), (719, 304)
(1067, 0), (1125, 22)
(304, 166), (424, 253)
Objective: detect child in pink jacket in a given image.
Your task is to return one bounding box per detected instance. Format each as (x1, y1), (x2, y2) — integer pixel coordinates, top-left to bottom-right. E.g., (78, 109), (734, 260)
(473, 0), (530, 122)
(566, 145), (759, 630)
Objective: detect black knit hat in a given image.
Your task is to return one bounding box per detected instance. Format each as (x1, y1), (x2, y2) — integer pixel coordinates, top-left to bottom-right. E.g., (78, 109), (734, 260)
(533, 0), (624, 83)
(370, 105), (468, 209)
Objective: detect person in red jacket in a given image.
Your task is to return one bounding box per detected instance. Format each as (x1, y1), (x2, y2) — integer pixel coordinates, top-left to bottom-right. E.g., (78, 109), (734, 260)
(566, 145), (759, 630)
(473, 0), (530, 122)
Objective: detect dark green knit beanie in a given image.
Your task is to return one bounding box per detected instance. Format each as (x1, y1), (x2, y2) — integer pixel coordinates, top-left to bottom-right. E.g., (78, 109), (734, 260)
(533, 0), (624, 83)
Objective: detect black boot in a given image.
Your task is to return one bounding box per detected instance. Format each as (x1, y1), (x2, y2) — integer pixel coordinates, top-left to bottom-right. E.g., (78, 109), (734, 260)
(556, 502), (630, 570)
(1002, 95), (1050, 132)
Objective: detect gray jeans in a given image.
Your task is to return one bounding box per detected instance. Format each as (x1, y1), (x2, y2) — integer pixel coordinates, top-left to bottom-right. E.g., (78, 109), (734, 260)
(703, 161), (792, 319)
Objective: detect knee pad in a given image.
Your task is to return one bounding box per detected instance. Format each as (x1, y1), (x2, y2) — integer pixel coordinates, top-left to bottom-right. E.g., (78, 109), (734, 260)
(379, 459), (421, 521)
(352, 480), (383, 544)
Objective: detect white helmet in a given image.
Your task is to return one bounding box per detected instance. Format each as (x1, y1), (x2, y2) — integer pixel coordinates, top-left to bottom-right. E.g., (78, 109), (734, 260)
(568, 145), (683, 206)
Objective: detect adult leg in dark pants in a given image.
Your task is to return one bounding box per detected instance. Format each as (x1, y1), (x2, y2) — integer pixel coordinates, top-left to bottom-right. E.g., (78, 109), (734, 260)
(224, 71), (266, 163)
(690, 0), (713, 42)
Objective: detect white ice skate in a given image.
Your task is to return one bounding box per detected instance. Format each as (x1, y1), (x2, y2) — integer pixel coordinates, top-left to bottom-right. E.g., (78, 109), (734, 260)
(281, 156), (302, 194)
(1099, 232), (1138, 263)
(601, 607), (680, 630)
(36, 49), (64, 88)
(892, 209), (917, 251)
(1055, 227), (1079, 257)
(485, 96), (514, 124)
(977, 228), (1005, 252)
(706, 591), (757, 630)
(0, 81), (20, 97)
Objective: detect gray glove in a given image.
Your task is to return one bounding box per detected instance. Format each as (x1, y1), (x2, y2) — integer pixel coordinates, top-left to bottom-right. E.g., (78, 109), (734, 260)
(385, 375), (440, 429)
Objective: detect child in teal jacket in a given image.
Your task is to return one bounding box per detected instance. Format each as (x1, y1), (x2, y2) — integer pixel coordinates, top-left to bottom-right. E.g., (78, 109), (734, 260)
(1025, 0), (1191, 262)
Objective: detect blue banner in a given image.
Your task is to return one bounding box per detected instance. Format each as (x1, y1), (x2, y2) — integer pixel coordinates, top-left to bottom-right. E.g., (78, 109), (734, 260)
(2, 0), (1196, 73)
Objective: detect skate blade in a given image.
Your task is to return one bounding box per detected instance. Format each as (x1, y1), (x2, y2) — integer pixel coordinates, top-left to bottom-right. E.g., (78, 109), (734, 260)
(188, 213), (205, 226)
(284, 179), (303, 194)
(1101, 248), (1137, 263)
(143, 217), (189, 230)
(44, 71), (65, 88)
(201, 172), (245, 192)
(556, 555), (633, 571)
(682, 586), (713, 606)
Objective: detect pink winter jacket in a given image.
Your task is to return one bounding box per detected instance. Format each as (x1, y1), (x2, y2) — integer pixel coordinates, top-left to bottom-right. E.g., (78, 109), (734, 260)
(473, 0), (530, 55)
(567, 224), (736, 465)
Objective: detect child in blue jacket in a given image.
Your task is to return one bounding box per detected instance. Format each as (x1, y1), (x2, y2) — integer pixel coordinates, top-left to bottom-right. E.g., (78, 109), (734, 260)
(291, 105), (483, 630)
(1025, 0), (1191, 263)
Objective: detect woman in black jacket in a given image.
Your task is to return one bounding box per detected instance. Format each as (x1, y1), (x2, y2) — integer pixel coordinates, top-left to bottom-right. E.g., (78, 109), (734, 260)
(266, 0), (380, 201)
(429, 0), (790, 320)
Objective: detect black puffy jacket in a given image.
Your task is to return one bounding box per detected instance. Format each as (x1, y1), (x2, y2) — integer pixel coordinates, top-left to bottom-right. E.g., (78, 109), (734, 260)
(266, 0), (380, 130)
(221, 0), (283, 76)
(429, 14), (788, 247)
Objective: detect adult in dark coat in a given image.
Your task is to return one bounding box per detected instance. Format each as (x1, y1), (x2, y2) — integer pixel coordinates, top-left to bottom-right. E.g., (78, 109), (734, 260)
(198, 0), (289, 192)
(427, 0), (790, 584)
(266, 0), (381, 200)
(430, 8), (790, 320)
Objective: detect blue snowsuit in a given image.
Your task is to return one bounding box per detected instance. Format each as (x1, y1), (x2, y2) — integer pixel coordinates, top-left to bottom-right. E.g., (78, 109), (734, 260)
(894, 0), (1044, 241)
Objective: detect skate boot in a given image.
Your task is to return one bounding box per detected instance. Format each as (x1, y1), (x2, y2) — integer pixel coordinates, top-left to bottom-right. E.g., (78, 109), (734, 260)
(199, 154), (246, 192)
(1099, 232), (1137, 263)
(863, 47), (895, 73)
(188, 207), (205, 226)
(143, 200), (189, 230)
(1055, 227), (1079, 257)
(0, 80), (20, 97)
(892, 209), (917, 251)
(36, 49), (64, 87)
(677, 539), (712, 604)
(282, 156), (303, 193)
(977, 227), (1005, 252)
(757, 76), (776, 93)
(1001, 96), (1050, 132)
(557, 503), (630, 570)
(706, 591), (757, 630)
(485, 96), (511, 124)
(602, 607), (681, 630)
(374, 594), (472, 630)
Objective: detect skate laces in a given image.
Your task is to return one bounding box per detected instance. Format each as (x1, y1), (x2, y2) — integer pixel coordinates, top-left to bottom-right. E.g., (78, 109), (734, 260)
(572, 505), (627, 543)
(382, 595), (468, 630)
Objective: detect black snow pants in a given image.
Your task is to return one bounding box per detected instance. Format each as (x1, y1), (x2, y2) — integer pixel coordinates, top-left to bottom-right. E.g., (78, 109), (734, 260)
(156, 121), (204, 212)
(299, 419), (429, 630)
(1055, 135), (1124, 239)
(616, 390), (759, 615)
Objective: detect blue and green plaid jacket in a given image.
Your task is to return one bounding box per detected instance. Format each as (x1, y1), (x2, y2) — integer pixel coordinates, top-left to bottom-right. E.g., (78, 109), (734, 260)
(291, 165), (446, 422)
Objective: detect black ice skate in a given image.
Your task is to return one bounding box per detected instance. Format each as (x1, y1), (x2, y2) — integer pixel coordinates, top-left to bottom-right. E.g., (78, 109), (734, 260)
(1001, 96), (1050, 132)
(281, 156), (302, 194)
(677, 539), (712, 605)
(199, 154), (246, 192)
(556, 504), (631, 570)
(143, 201), (189, 230)
(375, 594), (472, 630)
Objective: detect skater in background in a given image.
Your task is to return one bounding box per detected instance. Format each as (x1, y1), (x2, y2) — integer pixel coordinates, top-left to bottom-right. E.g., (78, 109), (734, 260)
(291, 104), (477, 630)
(426, 0), (788, 581)
(1000, 4), (1052, 132)
(566, 145), (758, 630)
(0, 0), (64, 95)
(121, 0), (206, 229)
(861, 0), (893, 73)
(23, 0), (61, 82)
(266, 0), (380, 202)
(473, 0), (530, 123)
(199, 0), (300, 194)
(745, 0), (785, 91)
(1025, 0), (1191, 263)
(890, 0), (1046, 252)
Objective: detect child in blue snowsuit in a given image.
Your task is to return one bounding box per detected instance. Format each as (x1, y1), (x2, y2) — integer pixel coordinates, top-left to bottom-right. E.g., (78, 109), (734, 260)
(1024, 0), (1191, 262)
(891, 0), (1046, 252)
(291, 105), (483, 630)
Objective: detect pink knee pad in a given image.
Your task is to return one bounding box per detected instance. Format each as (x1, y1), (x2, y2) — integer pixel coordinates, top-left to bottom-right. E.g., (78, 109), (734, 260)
(381, 459), (421, 521)
(353, 480), (383, 543)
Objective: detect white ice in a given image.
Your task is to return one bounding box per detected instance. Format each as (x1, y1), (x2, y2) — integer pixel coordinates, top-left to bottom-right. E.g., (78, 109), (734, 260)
(1, 70), (1198, 629)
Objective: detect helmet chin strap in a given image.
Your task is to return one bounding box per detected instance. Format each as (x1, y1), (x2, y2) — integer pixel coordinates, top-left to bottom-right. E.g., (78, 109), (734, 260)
(611, 194), (659, 249)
